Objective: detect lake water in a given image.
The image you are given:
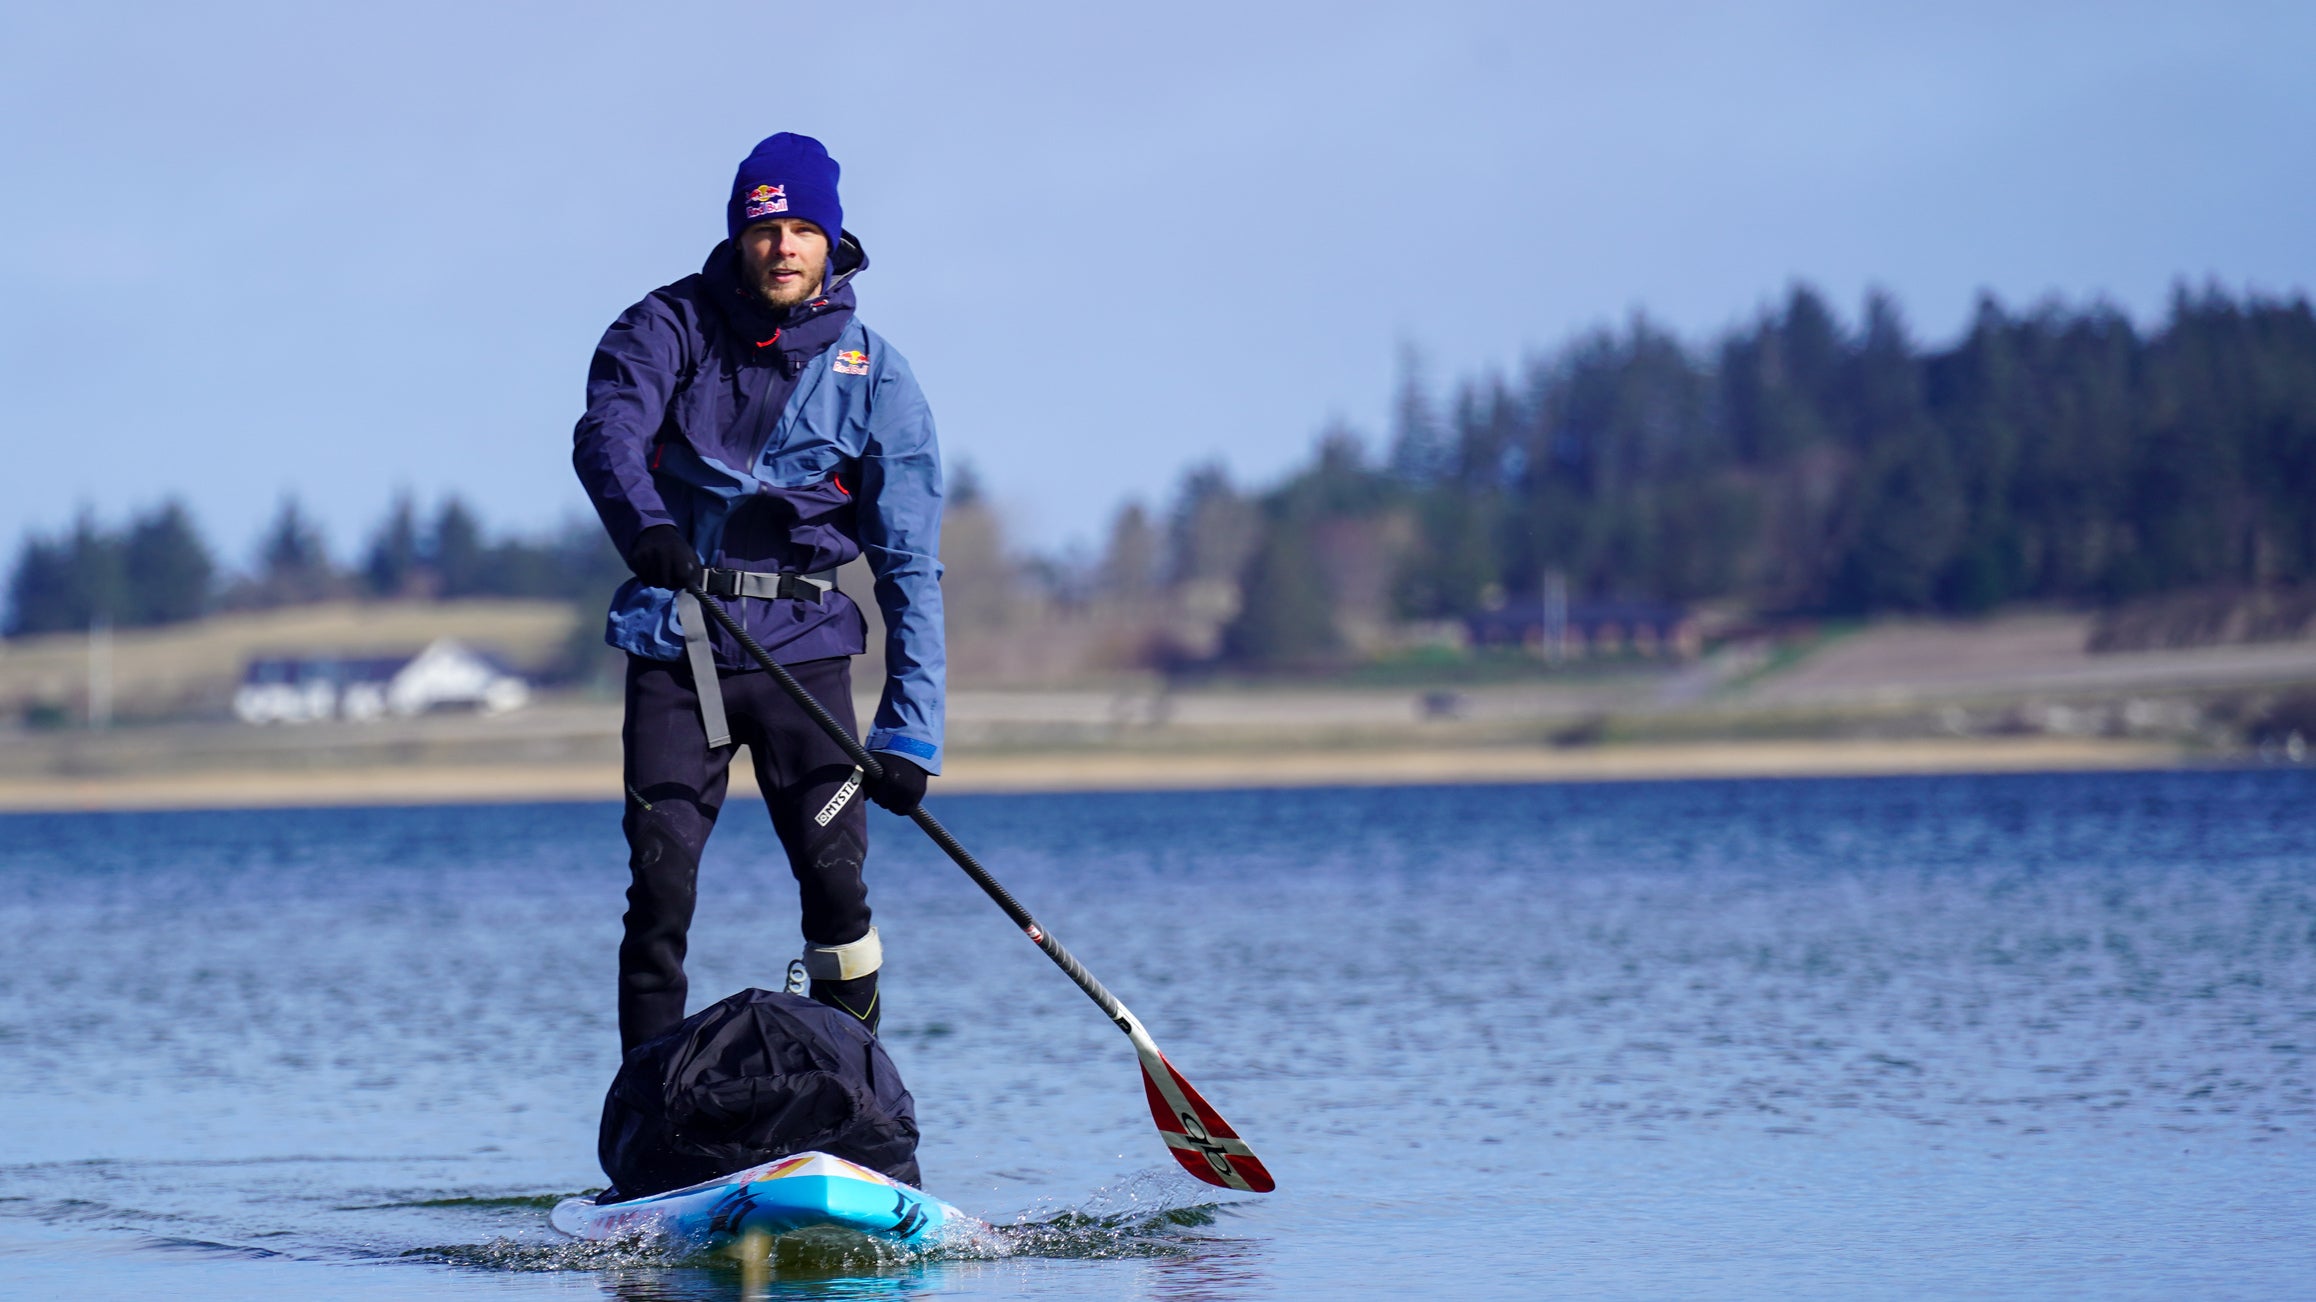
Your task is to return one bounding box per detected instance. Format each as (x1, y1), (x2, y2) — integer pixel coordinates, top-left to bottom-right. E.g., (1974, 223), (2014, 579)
(1, 770), (2311, 1299)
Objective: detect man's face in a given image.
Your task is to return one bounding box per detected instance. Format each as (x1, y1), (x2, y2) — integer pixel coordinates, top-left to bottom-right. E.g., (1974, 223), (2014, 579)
(738, 218), (831, 310)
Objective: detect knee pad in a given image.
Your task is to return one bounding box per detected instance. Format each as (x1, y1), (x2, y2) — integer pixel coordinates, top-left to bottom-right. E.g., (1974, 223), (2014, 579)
(623, 812), (705, 942)
(795, 827), (871, 943)
(802, 816), (865, 874)
(628, 805), (708, 875)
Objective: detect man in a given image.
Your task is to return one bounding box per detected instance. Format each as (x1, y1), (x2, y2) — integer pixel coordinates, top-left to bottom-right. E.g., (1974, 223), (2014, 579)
(573, 132), (944, 1053)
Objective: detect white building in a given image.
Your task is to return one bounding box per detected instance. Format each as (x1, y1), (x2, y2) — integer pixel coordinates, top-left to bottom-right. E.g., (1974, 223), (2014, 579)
(234, 639), (530, 724)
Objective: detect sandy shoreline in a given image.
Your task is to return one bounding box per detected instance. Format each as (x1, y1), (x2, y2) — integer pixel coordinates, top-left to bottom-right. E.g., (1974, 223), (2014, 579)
(0, 737), (2190, 813)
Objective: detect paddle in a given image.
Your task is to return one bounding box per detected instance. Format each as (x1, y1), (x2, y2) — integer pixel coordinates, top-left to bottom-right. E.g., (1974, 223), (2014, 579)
(685, 586), (1276, 1194)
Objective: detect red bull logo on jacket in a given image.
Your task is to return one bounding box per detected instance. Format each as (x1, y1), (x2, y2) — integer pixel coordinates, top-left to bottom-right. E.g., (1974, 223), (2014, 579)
(743, 184), (789, 220)
(833, 348), (870, 375)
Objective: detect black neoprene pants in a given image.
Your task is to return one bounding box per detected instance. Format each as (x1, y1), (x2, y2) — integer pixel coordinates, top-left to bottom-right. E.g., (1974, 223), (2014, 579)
(617, 653), (871, 1053)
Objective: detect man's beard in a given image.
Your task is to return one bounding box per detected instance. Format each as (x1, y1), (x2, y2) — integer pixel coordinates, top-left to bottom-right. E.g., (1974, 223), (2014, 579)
(753, 260), (825, 311)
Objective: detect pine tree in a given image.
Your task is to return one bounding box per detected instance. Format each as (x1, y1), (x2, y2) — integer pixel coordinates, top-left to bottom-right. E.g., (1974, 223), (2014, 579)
(253, 496), (335, 606)
(1221, 519), (1339, 668)
(430, 497), (488, 597)
(1098, 502), (1161, 602)
(1165, 464), (1259, 586)
(5, 533), (80, 636)
(364, 494), (423, 597)
(121, 500), (213, 625)
(1386, 345), (1454, 486)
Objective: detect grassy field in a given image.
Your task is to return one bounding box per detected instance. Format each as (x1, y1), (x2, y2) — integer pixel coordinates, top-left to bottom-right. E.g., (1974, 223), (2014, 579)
(0, 600), (583, 723)
(2, 605), (2310, 811)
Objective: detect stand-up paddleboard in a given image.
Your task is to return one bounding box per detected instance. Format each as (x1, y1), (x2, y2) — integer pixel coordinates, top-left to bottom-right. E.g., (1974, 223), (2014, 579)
(550, 1151), (965, 1249)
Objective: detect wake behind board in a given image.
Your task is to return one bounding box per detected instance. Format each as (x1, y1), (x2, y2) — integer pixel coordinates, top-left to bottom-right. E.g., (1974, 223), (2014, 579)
(550, 1151), (966, 1249)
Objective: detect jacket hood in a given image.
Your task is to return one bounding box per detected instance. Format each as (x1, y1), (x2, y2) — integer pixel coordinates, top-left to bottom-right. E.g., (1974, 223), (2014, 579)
(700, 231), (868, 374)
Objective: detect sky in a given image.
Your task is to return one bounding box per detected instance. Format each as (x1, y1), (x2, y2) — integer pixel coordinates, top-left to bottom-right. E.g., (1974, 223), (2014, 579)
(3, 1), (2311, 564)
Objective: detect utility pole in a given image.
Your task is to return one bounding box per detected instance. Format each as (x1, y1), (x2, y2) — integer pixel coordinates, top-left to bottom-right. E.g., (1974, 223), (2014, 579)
(1543, 569), (1567, 664)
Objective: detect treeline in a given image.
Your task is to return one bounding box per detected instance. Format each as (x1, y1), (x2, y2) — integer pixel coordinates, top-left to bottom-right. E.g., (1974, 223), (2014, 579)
(15, 281), (2312, 672)
(1185, 283), (2316, 665)
(4, 495), (625, 637)
(3, 503), (216, 635)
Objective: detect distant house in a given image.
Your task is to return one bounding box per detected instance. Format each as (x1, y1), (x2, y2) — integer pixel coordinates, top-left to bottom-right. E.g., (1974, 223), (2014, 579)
(234, 639), (530, 724)
(1465, 599), (1699, 660)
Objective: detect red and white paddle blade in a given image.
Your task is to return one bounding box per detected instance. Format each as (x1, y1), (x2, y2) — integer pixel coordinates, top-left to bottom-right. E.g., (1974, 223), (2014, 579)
(1139, 1053), (1276, 1193)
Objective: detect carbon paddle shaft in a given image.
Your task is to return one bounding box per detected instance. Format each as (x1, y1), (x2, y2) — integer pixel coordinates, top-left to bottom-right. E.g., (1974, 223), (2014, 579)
(683, 588), (1131, 1025)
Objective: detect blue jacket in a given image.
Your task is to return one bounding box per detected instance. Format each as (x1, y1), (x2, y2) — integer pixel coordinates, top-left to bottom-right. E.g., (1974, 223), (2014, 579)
(572, 236), (946, 772)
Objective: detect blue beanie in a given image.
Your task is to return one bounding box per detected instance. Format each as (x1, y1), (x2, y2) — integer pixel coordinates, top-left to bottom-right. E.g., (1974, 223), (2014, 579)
(727, 133), (842, 245)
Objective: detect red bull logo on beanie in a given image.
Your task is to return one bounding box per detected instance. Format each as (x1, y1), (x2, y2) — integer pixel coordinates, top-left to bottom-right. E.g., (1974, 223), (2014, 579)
(833, 348), (870, 376)
(726, 134), (841, 242)
(744, 184), (789, 220)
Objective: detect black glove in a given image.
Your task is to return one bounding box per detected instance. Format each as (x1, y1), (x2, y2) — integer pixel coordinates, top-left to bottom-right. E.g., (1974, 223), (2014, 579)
(628, 524), (701, 592)
(865, 754), (929, 815)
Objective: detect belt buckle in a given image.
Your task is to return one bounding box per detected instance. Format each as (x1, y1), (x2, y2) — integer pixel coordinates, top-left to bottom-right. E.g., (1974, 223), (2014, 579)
(703, 569), (741, 598)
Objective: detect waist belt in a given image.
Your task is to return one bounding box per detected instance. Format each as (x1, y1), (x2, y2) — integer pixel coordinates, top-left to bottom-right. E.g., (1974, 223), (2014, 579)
(674, 567), (837, 749)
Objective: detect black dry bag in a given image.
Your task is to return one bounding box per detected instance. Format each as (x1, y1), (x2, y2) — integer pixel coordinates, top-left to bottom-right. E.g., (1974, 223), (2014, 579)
(598, 988), (920, 1199)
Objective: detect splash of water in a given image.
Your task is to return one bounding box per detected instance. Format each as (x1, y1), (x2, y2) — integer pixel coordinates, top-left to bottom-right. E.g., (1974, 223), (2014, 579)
(407, 1167), (1243, 1280)
(980, 1166), (1239, 1261)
